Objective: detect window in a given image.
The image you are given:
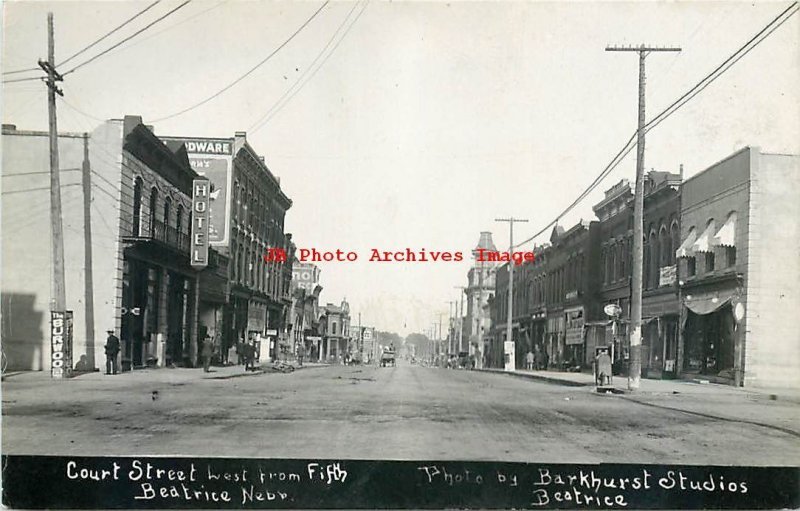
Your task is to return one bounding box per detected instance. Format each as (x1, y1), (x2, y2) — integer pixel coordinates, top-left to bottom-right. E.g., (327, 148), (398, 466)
(670, 221), (679, 266)
(688, 257), (696, 277)
(149, 187), (158, 234)
(649, 231), (658, 289)
(659, 226), (669, 267)
(132, 178), (143, 236)
(726, 246), (736, 267)
(176, 205), (183, 235)
(163, 196), (171, 227)
(705, 252), (715, 272)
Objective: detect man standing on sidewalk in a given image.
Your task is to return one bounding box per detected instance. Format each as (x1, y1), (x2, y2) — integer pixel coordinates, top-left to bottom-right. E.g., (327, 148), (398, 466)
(201, 334), (214, 373)
(104, 330), (120, 375)
(297, 342), (305, 367)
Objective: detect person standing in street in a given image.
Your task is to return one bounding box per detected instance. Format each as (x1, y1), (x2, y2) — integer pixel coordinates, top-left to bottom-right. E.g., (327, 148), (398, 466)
(105, 329), (120, 375)
(201, 334), (214, 373)
(297, 342), (305, 367)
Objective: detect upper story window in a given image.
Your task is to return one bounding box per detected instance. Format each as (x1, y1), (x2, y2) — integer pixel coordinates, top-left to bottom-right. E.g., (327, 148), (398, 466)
(163, 196), (171, 227)
(176, 205), (184, 235)
(149, 187), (158, 233)
(132, 177), (143, 236)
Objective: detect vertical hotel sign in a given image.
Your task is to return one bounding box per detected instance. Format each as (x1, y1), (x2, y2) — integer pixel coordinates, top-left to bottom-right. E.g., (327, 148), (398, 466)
(191, 178), (210, 268)
(161, 137), (234, 247)
(51, 310), (73, 378)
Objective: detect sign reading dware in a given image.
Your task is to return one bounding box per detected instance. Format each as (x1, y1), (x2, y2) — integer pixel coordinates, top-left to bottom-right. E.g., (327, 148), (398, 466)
(166, 137), (233, 246)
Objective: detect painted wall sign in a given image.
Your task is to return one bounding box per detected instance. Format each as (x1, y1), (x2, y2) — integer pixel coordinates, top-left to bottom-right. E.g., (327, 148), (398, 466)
(50, 310), (73, 379)
(659, 265), (677, 287)
(163, 137), (234, 246)
(191, 178), (210, 268)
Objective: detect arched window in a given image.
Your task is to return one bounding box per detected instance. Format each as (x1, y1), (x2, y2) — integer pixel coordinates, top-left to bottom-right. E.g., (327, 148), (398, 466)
(670, 220), (680, 265)
(176, 205), (184, 235)
(644, 236), (651, 289)
(610, 244), (617, 282)
(649, 231), (659, 288)
(232, 240), (239, 282)
(163, 196), (171, 227)
(149, 187), (158, 235)
(132, 177), (143, 236)
(233, 181), (239, 220)
(659, 226), (669, 267)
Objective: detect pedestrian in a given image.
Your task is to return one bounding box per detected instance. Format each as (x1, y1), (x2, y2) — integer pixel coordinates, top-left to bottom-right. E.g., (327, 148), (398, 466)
(201, 334), (214, 373)
(244, 338), (256, 371)
(525, 350), (534, 370)
(104, 329), (120, 375)
(297, 343), (305, 367)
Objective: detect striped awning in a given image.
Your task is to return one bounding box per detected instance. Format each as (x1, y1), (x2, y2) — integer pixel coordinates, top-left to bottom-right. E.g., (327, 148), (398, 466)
(676, 228), (697, 258)
(713, 213), (737, 247)
(692, 222), (716, 253)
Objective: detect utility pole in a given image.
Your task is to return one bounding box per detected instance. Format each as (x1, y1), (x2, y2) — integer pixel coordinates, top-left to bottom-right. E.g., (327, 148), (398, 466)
(446, 301), (455, 354)
(39, 12), (66, 314)
(476, 257), (485, 369)
(81, 133), (96, 370)
(496, 217), (528, 371)
(606, 44), (681, 390)
(454, 286), (466, 354)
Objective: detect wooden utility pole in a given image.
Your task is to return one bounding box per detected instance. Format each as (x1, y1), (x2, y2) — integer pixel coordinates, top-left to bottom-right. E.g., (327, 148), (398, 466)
(454, 286), (466, 354)
(81, 134), (96, 369)
(39, 12), (67, 313)
(606, 44), (681, 390)
(496, 217), (528, 372)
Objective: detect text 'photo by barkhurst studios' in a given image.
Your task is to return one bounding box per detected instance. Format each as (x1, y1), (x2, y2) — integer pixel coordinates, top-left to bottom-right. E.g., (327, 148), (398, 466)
(1, 1), (799, 509)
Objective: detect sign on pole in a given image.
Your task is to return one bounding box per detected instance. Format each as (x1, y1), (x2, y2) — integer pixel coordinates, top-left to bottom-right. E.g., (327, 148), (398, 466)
(50, 310), (73, 379)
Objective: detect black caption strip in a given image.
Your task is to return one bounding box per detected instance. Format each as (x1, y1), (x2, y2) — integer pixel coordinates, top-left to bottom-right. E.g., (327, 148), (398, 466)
(2, 456), (798, 509)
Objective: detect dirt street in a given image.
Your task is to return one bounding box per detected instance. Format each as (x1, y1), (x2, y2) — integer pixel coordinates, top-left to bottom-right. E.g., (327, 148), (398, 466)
(3, 362), (798, 464)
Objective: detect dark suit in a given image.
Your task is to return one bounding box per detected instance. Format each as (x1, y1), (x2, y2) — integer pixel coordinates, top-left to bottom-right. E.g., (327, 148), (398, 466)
(105, 334), (120, 374)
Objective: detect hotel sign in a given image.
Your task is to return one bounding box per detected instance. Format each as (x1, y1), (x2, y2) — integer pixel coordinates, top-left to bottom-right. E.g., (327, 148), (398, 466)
(50, 310), (73, 379)
(191, 178), (210, 268)
(162, 137), (234, 247)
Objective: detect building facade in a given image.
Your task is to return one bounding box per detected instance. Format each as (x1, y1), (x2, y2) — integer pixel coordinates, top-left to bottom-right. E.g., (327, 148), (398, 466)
(676, 147), (800, 387)
(464, 232), (498, 369)
(319, 300), (351, 362)
(2, 117), (228, 371)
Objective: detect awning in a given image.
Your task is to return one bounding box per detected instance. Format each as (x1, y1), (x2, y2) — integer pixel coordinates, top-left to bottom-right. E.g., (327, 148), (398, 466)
(676, 228), (697, 258)
(713, 213), (736, 247)
(692, 222), (716, 253)
(684, 290), (737, 315)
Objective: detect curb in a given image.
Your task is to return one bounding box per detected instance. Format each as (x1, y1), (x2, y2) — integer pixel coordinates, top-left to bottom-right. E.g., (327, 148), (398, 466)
(480, 368), (592, 387)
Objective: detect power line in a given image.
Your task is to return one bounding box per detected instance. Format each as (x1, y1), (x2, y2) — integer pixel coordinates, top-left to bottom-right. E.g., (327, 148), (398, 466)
(58, 0), (162, 67)
(514, 2), (798, 249)
(150, 1), (330, 123)
(2, 76), (42, 84)
(2, 66), (40, 76)
(62, 0), (192, 76)
(249, 1), (367, 133)
(2, 183), (81, 195)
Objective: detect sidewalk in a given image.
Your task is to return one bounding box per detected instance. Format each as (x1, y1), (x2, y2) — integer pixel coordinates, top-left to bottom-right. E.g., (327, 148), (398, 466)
(481, 367), (800, 403)
(2, 361), (329, 385)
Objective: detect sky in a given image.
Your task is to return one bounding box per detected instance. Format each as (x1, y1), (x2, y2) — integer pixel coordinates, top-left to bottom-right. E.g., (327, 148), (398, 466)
(2, 1), (798, 336)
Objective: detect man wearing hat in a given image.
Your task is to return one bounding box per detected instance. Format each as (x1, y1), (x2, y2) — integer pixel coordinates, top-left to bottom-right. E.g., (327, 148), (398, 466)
(105, 329), (120, 375)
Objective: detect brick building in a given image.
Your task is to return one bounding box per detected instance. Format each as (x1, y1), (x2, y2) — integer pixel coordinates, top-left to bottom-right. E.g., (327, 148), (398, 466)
(677, 147), (800, 387)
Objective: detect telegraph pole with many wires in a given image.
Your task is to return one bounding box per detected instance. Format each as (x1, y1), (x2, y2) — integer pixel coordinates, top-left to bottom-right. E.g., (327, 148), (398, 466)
(495, 217), (529, 372)
(39, 12), (67, 315)
(454, 286), (466, 354)
(605, 44), (681, 390)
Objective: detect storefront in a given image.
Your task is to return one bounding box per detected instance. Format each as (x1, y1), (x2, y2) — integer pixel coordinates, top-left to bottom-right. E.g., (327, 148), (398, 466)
(564, 307), (585, 368)
(680, 285), (743, 384)
(546, 312), (565, 370)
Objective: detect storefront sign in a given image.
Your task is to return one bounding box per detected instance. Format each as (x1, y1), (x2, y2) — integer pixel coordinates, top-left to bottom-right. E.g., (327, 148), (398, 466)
(163, 137), (234, 246)
(659, 265), (677, 287)
(247, 302), (267, 332)
(191, 178), (210, 268)
(565, 309), (584, 345)
(50, 310), (73, 379)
